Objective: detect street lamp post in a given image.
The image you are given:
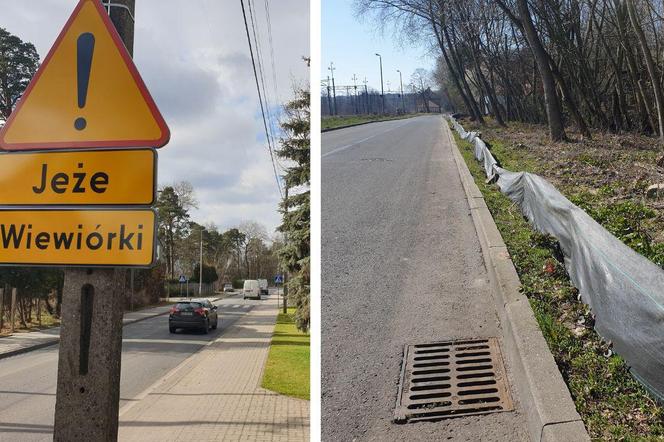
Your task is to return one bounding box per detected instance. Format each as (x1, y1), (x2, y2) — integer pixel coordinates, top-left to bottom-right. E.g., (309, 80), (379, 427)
(375, 53), (384, 114)
(199, 227), (203, 296)
(397, 69), (405, 113)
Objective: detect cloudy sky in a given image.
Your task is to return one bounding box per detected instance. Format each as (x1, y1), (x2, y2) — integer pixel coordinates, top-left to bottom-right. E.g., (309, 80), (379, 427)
(2, 0), (310, 234)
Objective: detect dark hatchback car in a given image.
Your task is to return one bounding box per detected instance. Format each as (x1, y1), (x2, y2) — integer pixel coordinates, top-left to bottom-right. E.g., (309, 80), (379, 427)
(169, 299), (218, 333)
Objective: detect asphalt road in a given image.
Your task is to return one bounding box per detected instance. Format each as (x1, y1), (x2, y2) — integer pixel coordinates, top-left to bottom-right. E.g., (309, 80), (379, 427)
(322, 115), (529, 441)
(0, 293), (262, 441)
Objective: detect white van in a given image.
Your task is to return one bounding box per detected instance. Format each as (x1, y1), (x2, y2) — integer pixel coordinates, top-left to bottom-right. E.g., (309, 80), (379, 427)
(258, 279), (268, 296)
(243, 280), (261, 300)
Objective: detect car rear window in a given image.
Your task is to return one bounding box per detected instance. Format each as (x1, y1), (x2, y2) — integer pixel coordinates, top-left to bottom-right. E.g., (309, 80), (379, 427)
(175, 302), (202, 309)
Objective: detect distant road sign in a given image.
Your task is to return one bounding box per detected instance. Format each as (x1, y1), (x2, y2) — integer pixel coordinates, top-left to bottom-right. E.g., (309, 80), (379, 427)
(0, 149), (156, 206)
(179, 275), (187, 283)
(274, 275), (284, 284)
(0, 0), (169, 151)
(0, 209), (156, 267)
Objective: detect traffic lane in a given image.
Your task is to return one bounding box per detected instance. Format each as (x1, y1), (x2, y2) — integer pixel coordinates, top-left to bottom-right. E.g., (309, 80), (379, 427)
(322, 115), (528, 440)
(0, 346), (55, 439)
(323, 116), (457, 438)
(0, 295), (261, 441)
(118, 294), (258, 409)
(0, 295), (259, 441)
(321, 116), (424, 157)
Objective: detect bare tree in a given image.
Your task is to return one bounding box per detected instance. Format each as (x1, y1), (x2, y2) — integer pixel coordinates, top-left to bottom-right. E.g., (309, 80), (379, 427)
(172, 181), (199, 210)
(626, 0), (664, 141)
(355, 0), (664, 149)
(411, 68), (434, 112)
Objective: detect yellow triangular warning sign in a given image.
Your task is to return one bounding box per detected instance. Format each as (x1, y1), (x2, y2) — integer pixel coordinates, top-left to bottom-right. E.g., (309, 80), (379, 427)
(0, 0), (169, 151)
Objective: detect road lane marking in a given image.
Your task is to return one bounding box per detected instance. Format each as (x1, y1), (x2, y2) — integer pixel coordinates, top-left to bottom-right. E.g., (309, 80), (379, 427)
(321, 119), (418, 159)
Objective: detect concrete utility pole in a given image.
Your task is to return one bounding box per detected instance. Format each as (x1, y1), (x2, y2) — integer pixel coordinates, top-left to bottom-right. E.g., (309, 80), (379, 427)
(375, 53), (384, 114)
(397, 69), (405, 113)
(386, 80), (391, 112)
(326, 76), (333, 116)
(328, 62), (337, 116)
(411, 84), (418, 111)
(104, 0), (134, 56)
(362, 77), (371, 114)
(351, 74), (358, 114)
(53, 1), (135, 441)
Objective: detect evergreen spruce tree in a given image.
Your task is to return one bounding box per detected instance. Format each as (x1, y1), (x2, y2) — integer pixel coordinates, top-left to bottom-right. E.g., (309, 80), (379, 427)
(277, 88), (310, 331)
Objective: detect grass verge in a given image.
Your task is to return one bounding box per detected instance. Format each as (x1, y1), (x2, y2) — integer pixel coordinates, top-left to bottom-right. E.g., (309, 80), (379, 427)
(321, 114), (414, 130)
(452, 128), (664, 441)
(261, 307), (310, 400)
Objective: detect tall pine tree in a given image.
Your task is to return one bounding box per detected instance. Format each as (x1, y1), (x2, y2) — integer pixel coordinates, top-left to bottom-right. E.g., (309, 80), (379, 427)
(277, 88), (310, 331)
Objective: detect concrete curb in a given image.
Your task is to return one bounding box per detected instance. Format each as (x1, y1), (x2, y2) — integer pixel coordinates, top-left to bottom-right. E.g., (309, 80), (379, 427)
(445, 123), (590, 442)
(0, 338), (61, 360)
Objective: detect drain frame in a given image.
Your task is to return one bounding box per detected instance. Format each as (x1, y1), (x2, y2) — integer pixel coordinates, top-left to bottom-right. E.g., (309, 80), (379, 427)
(394, 337), (514, 423)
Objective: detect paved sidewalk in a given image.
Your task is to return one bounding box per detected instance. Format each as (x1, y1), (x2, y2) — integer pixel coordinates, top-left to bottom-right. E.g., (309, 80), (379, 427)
(118, 297), (309, 442)
(0, 297), (222, 360)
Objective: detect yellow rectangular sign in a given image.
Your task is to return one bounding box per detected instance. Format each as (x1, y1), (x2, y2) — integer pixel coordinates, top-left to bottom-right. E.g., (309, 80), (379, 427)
(0, 149), (155, 205)
(0, 209), (156, 267)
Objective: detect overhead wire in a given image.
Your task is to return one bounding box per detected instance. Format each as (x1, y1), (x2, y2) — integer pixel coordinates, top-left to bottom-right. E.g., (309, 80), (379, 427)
(263, 0), (281, 125)
(247, 0), (283, 174)
(240, 0), (283, 198)
(262, 0), (285, 174)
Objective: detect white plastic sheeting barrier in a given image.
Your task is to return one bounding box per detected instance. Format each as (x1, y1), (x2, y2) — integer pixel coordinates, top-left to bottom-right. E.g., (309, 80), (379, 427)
(451, 118), (499, 181)
(450, 117), (664, 402)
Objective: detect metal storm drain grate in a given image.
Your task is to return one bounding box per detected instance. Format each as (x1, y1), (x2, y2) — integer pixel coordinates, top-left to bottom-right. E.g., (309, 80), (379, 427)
(394, 337), (514, 423)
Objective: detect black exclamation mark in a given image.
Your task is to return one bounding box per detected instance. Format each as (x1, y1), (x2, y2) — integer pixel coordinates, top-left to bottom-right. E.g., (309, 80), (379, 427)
(75, 33), (95, 131)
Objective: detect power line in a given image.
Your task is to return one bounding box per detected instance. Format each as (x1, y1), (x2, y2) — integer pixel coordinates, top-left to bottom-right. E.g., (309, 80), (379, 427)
(262, 0), (283, 169)
(263, 0), (280, 107)
(247, 0), (282, 176)
(240, 0), (282, 198)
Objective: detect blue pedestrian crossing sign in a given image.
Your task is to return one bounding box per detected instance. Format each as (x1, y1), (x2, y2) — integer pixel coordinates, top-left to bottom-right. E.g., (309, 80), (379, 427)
(179, 275), (187, 283)
(274, 274), (284, 284)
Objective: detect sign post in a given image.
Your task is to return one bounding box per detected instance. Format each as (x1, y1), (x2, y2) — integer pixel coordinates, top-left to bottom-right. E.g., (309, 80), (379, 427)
(0, 1), (169, 440)
(275, 274), (284, 310)
(179, 275), (187, 298)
